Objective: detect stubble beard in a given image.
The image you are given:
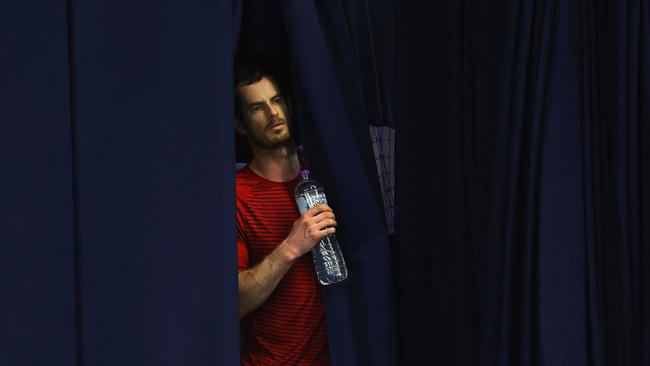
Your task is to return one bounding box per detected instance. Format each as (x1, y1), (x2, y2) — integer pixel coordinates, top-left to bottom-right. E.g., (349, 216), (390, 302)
(249, 124), (294, 154)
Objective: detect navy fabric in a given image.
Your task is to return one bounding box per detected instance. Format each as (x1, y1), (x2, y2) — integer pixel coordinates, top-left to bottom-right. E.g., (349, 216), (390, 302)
(3, 0), (648, 365)
(69, 0), (241, 365)
(2, 0), (241, 365)
(394, 0), (649, 365)
(0, 1), (78, 364)
(365, 0), (396, 129)
(279, 2), (396, 365)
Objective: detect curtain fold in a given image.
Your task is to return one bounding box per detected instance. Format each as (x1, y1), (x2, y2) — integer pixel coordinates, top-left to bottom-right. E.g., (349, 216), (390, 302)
(582, 0), (650, 364)
(279, 1), (396, 365)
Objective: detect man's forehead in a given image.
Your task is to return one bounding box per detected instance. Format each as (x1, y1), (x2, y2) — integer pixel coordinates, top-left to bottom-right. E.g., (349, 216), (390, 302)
(238, 76), (280, 102)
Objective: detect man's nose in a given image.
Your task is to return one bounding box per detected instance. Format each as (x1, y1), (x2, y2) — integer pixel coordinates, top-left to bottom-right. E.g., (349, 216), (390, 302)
(267, 103), (280, 118)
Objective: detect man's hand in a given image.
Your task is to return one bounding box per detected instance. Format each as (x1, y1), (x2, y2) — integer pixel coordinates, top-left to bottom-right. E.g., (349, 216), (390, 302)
(281, 204), (338, 260)
(238, 204), (338, 318)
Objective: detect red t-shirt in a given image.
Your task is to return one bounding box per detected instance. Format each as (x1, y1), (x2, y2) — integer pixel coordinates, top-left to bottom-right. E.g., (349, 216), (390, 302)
(236, 165), (330, 366)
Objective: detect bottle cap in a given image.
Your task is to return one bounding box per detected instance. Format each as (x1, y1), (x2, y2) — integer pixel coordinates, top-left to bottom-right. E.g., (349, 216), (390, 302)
(299, 170), (310, 179)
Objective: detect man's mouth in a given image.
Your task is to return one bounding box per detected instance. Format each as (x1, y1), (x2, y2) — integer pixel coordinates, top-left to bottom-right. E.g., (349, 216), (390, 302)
(269, 121), (286, 130)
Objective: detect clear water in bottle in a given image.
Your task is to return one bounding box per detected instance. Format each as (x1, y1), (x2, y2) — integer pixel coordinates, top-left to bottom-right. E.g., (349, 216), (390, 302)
(294, 170), (348, 285)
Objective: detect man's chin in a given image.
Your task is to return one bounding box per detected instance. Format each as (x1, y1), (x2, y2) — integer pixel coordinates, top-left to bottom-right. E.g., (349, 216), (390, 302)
(267, 131), (291, 144)
(252, 135), (293, 150)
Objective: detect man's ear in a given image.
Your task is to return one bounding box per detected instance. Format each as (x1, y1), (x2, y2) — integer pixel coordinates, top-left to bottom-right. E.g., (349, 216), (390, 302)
(235, 118), (247, 136)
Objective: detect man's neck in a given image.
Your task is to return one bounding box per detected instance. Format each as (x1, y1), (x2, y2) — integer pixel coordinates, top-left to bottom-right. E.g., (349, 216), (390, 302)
(249, 144), (301, 182)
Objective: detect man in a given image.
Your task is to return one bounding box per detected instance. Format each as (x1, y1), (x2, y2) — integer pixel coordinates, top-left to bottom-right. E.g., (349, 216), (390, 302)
(235, 65), (337, 365)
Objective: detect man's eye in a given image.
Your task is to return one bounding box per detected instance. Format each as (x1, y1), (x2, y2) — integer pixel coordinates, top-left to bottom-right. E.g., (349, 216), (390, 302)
(250, 106), (261, 112)
(273, 97), (282, 103)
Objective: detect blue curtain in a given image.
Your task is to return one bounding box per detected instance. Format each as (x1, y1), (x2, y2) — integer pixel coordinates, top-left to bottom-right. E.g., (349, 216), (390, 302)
(1, 1), (77, 364)
(280, 2), (396, 366)
(395, 0), (649, 365)
(3, 0), (648, 365)
(2, 0), (241, 365)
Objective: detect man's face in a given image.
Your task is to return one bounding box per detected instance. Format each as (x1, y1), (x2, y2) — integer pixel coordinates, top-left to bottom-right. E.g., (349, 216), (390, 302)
(236, 76), (291, 149)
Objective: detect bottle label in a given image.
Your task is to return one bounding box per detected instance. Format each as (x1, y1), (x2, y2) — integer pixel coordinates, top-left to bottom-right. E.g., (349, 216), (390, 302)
(296, 189), (328, 214)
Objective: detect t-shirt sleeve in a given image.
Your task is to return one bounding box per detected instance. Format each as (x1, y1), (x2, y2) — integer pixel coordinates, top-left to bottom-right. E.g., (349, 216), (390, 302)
(238, 239), (249, 273)
(237, 212), (249, 272)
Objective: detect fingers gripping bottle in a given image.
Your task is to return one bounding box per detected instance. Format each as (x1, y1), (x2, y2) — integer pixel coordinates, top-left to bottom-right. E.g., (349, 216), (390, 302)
(294, 170), (348, 285)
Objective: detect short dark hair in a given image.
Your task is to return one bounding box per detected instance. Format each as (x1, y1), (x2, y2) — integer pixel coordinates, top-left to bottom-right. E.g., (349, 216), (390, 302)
(234, 64), (275, 121)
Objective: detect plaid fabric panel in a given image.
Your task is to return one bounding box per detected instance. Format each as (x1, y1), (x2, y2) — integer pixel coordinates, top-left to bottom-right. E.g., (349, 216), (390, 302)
(369, 126), (395, 234)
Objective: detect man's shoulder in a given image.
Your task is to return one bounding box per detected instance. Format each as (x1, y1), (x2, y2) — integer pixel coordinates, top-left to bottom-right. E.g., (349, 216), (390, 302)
(236, 165), (260, 200)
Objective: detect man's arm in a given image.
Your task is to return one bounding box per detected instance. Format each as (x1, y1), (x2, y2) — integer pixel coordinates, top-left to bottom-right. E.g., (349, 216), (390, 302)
(238, 204), (337, 318)
(238, 240), (298, 318)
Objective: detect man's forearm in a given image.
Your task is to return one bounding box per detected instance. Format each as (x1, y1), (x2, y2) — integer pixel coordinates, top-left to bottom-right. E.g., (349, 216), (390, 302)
(238, 240), (298, 318)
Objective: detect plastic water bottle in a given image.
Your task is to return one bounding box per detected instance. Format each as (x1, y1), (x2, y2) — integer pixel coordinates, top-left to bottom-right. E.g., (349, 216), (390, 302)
(294, 170), (348, 285)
